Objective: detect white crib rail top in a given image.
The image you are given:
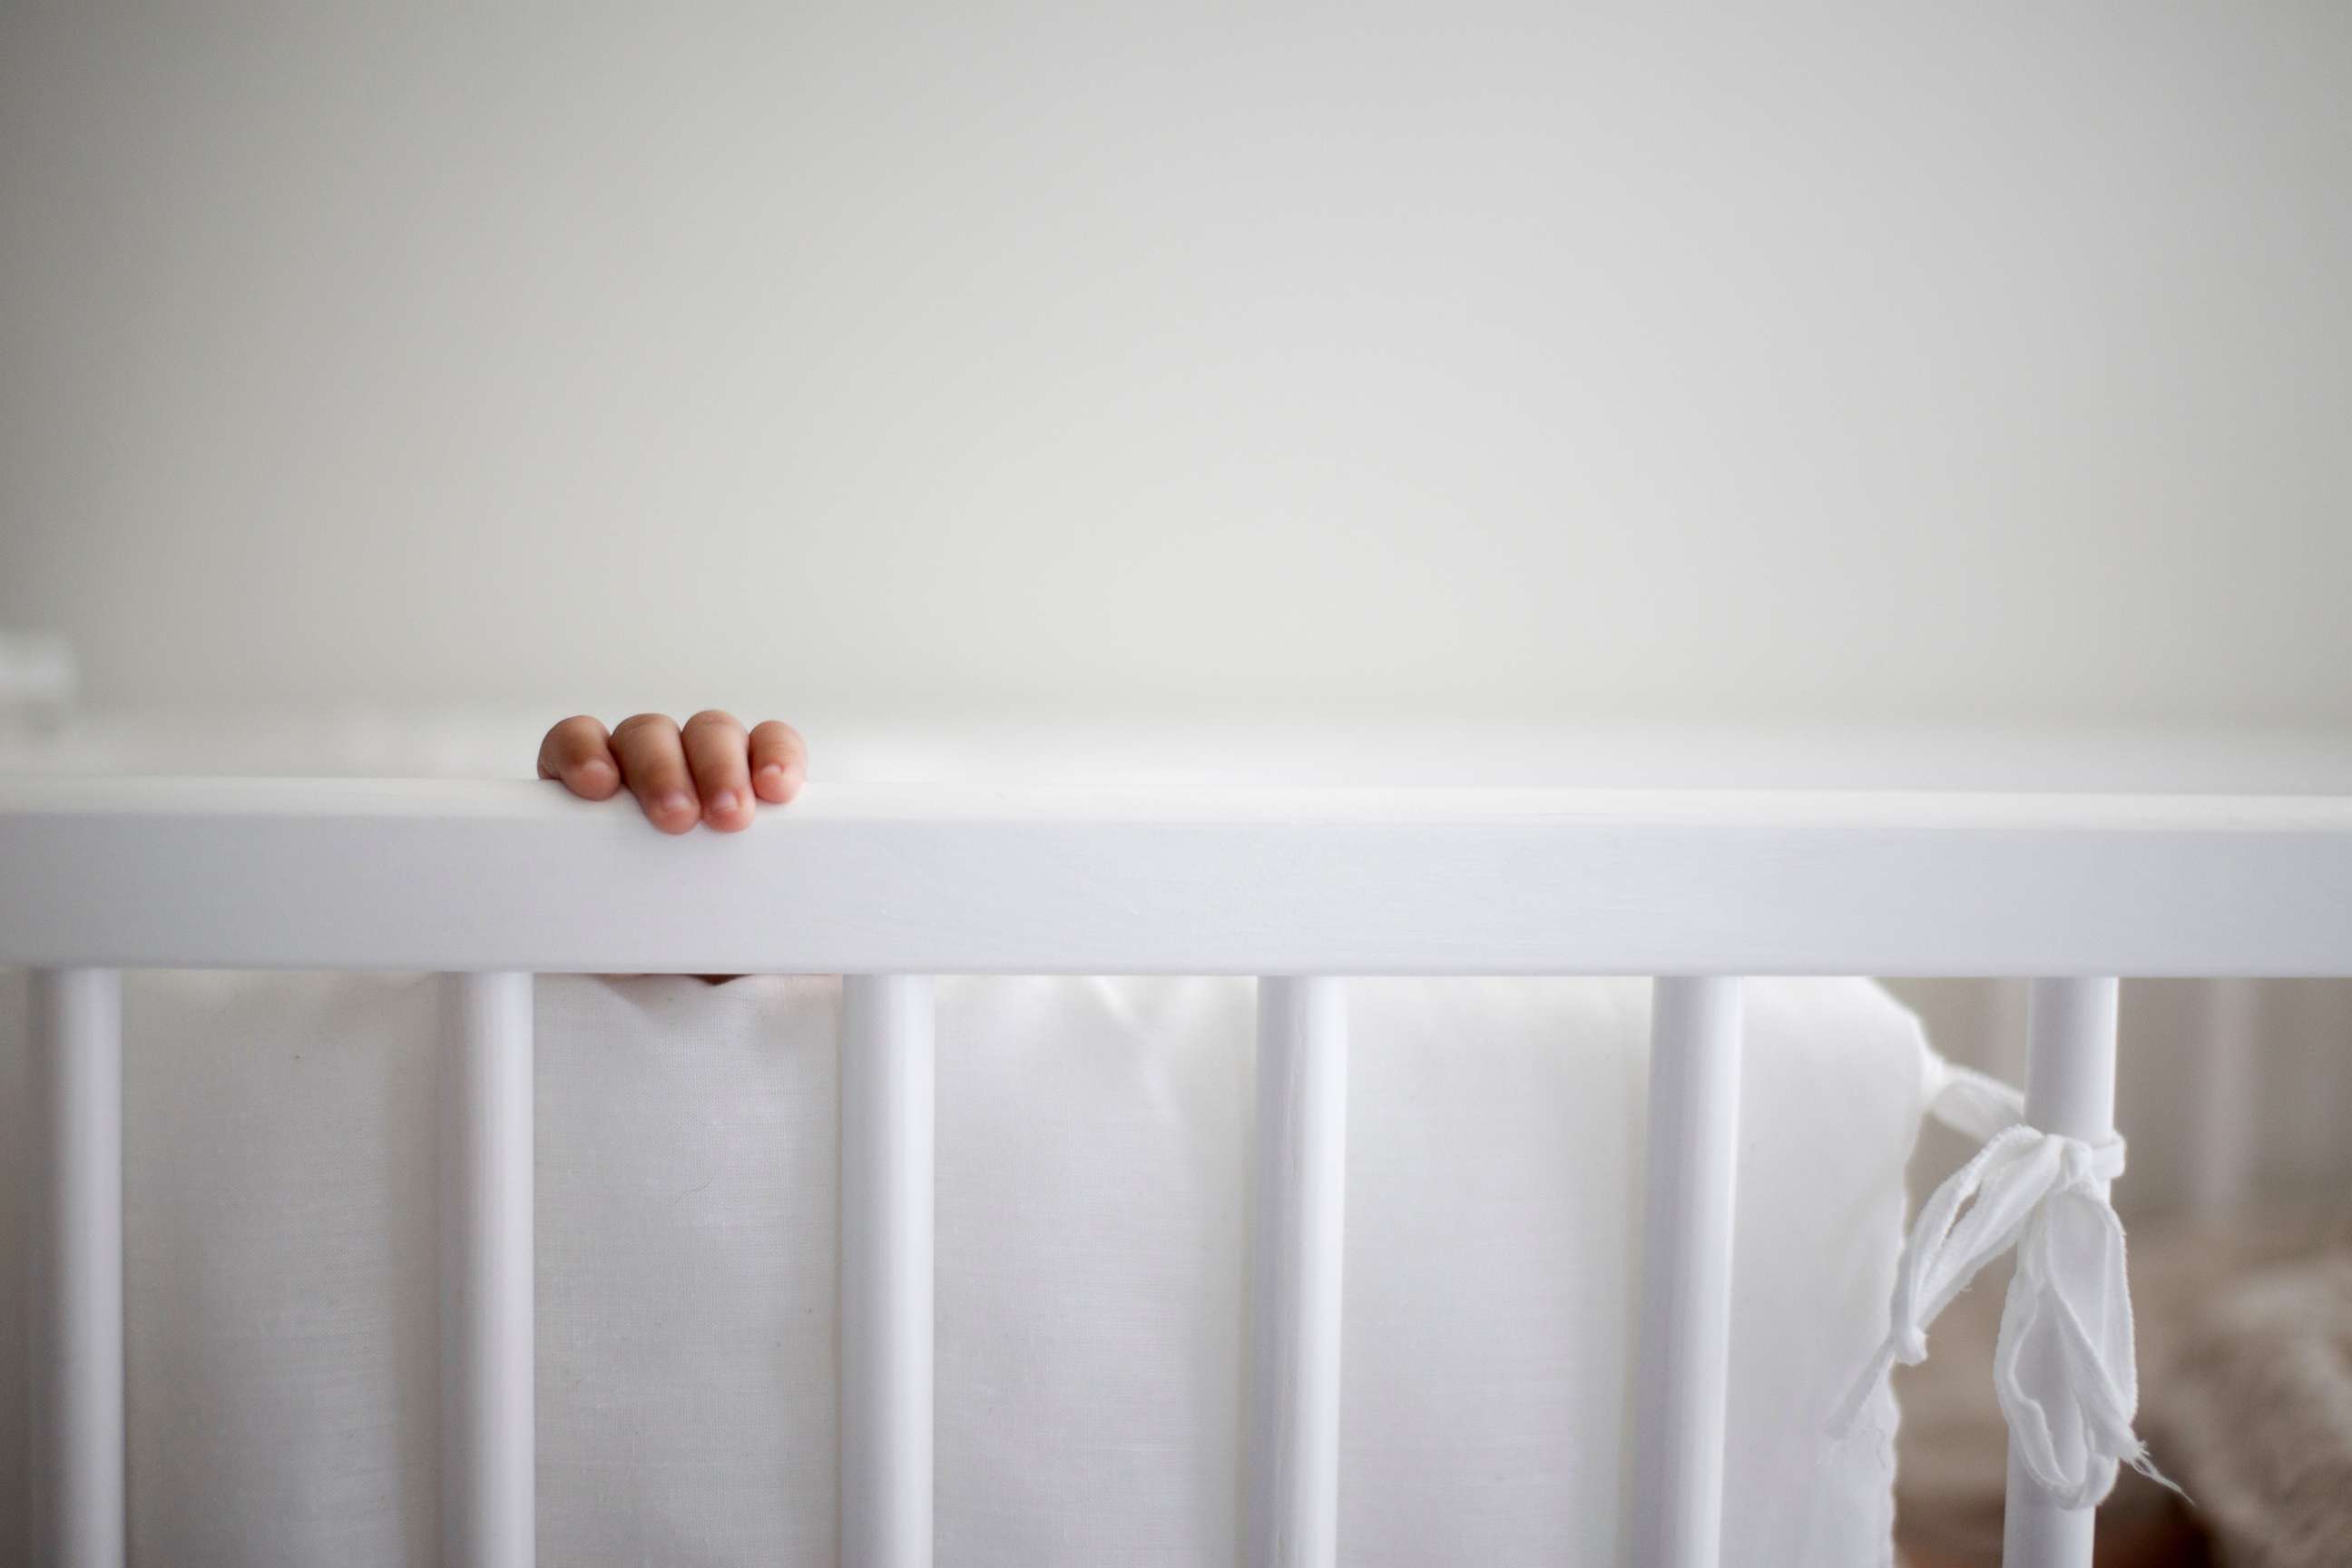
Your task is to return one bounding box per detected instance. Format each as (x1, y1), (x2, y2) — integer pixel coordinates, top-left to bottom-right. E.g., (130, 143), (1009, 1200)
(10, 709), (2352, 792)
(4, 769), (2349, 975)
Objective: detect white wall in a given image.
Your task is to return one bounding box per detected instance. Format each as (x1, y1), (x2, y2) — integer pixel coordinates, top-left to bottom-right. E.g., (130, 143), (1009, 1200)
(5, 1), (2349, 727)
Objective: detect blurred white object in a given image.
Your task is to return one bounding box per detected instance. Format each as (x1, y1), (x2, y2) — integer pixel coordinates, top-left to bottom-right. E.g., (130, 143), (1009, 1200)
(0, 632), (75, 728)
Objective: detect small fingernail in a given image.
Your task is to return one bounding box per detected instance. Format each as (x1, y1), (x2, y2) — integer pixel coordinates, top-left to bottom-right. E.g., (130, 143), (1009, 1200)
(576, 760), (615, 783)
(659, 791), (692, 817)
(710, 790), (738, 814)
(757, 763), (785, 782)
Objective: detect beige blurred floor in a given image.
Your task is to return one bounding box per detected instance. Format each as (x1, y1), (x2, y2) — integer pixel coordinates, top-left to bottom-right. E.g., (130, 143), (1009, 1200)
(1893, 1206), (2350, 1568)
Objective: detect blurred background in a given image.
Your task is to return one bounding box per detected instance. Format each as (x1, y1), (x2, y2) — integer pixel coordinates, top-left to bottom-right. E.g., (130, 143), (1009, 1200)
(5, 3), (2349, 1564)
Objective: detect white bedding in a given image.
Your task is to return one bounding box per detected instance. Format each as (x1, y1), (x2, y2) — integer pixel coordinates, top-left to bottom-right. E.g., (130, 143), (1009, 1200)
(2, 969), (1937, 1567)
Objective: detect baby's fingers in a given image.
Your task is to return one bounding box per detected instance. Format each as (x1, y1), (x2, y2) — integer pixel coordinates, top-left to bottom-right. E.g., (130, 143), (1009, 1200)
(682, 710), (756, 831)
(750, 720), (808, 804)
(610, 714), (701, 835)
(537, 716), (621, 799)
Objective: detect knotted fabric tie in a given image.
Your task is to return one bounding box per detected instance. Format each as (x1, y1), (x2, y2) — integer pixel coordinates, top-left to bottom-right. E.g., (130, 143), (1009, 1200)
(1834, 1089), (2167, 1510)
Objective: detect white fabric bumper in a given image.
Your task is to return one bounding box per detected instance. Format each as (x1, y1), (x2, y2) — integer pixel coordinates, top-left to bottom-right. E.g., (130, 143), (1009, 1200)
(0, 973), (1940, 1567)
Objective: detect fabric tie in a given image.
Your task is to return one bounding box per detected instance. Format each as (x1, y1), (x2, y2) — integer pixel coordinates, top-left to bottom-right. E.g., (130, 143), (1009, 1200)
(1834, 1069), (2170, 1510)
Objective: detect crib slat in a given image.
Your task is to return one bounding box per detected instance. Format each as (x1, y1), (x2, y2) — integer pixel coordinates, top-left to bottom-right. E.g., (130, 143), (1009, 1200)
(2185, 977), (2257, 1220)
(441, 972), (535, 1568)
(1247, 976), (1349, 1568)
(2002, 977), (2119, 1568)
(29, 968), (125, 1568)
(841, 974), (936, 1568)
(1631, 975), (1745, 1568)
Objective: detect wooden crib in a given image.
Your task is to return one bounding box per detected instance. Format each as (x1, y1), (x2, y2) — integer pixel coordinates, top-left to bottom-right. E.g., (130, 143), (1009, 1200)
(5, 769), (2348, 1568)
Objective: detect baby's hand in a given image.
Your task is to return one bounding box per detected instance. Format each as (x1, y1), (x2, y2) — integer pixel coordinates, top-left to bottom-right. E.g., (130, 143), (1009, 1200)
(536, 711), (806, 833)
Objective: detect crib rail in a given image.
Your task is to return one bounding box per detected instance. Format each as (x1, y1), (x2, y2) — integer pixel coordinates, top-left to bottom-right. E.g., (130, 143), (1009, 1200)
(5, 776), (2351, 974)
(7, 776), (2352, 1568)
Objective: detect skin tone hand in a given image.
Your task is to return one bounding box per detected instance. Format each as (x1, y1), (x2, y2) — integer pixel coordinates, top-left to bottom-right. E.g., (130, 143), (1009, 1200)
(536, 711), (807, 831)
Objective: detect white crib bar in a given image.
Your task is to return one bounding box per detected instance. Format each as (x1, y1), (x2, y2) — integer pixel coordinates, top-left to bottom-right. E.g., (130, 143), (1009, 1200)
(1247, 976), (1349, 1568)
(2185, 977), (2258, 1220)
(2002, 977), (2120, 1568)
(29, 968), (126, 1568)
(840, 974), (936, 1568)
(1631, 975), (1745, 1568)
(440, 972), (536, 1568)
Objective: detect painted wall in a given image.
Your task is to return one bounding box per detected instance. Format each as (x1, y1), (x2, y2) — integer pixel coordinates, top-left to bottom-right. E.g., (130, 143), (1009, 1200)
(5, 2), (2348, 727)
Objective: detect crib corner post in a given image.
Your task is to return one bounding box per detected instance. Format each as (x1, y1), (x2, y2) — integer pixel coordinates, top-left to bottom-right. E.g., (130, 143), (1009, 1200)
(2001, 976), (2121, 1568)
(28, 966), (127, 1568)
(1632, 975), (1745, 1568)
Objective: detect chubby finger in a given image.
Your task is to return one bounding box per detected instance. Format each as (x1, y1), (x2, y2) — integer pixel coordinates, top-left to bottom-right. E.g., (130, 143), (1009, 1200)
(609, 713), (700, 834)
(536, 715), (621, 799)
(681, 709), (755, 831)
(749, 720), (808, 804)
